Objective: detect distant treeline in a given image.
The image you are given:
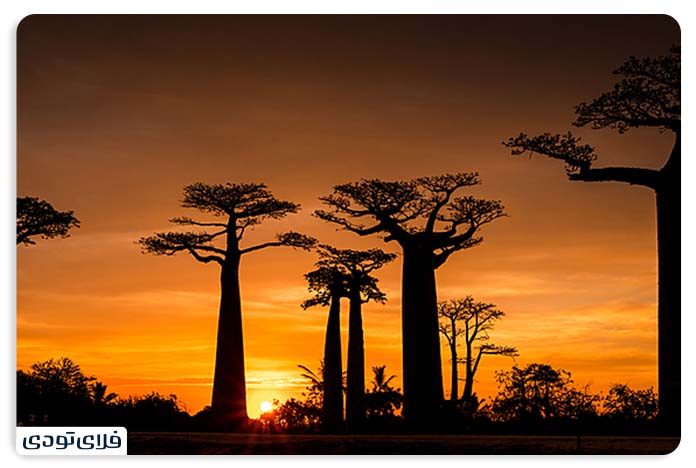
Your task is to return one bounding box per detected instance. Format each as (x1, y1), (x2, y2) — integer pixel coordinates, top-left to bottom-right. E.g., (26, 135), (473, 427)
(17, 357), (658, 435)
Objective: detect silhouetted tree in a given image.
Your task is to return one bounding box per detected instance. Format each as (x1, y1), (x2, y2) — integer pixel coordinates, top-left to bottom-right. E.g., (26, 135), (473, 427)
(17, 357), (95, 425)
(365, 365), (403, 420)
(297, 363), (325, 417)
(490, 363), (599, 423)
(603, 384), (658, 421)
(112, 392), (190, 431)
(17, 196), (79, 245)
(504, 47), (680, 432)
(313, 245), (396, 429)
(317, 174), (505, 427)
(90, 381), (118, 406)
(139, 182), (316, 426)
(302, 266), (348, 431)
(438, 297), (517, 405)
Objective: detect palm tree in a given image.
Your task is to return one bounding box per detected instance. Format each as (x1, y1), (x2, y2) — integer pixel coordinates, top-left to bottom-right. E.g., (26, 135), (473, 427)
(90, 381), (117, 406)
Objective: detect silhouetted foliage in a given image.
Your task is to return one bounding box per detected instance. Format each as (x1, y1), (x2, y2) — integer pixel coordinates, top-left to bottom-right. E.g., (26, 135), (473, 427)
(488, 363), (600, 423)
(17, 357), (192, 431)
(139, 182), (316, 425)
(438, 297), (517, 407)
(603, 384), (658, 421)
(110, 392), (190, 431)
(17, 197), (79, 245)
(317, 174), (505, 427)
(504, 47), (680, 433)
(365, 366), (403, 422)
(17, 357), (95, 425)
(260, 363), (326, 433)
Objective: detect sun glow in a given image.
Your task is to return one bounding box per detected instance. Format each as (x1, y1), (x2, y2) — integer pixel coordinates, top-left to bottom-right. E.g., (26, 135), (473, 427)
(260, 401), (273, 413)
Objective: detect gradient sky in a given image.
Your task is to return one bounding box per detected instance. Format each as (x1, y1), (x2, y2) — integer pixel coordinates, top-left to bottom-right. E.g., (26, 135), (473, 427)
(17, 15), (679, 417)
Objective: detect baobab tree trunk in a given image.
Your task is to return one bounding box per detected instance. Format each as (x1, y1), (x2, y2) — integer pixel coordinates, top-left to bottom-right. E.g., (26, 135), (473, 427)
(462, 341), (473, 402)
(346, 286), (366, 429)
(322, 293), (343, 432)
(656, 135), (680, 435)
(211, 255), (248, 427)
(401, 246), (444, 428)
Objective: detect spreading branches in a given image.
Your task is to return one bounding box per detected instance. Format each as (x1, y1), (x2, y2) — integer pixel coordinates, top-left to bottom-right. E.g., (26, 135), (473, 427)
(240, 231), (317, 255)
(504, 132), (660, 189)
(140, 182), (314, 266)
(137, 231), (225, 265)
(17, 197), (80, 245)
(169, 217), (227, 228)
(181, 182), (299, 219)
(439, 297), (518, 370)
(418, 173), (480, 233)
(504, 132), (598, 175)
(573, 47), (680, 133)
(303, 245), (396, 307)
(316, 179), (424, 242)
(504, 47), (679, 190)
(317, 174), (506, 268)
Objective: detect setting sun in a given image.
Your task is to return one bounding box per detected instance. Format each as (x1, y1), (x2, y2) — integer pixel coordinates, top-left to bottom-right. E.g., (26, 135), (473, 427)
(260, 401), (273, 413)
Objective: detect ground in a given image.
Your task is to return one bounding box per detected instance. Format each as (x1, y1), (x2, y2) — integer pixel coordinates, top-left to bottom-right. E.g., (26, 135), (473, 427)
(128, 432), (680, 455)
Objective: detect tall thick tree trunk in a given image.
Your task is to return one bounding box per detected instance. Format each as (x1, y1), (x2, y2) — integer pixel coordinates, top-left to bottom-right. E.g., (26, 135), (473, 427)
(656, 135), (680, 435)
(322, 293), (343, 432)
(462, 341), (473, 402)
(211, 255), (248, 426)
(346, 286), (366, 429)
(401, 246), (444, 428)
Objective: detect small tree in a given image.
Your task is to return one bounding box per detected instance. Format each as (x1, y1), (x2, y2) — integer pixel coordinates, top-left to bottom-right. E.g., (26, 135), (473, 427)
(139, 182), (315, 425)
(17, 197), (79, 245)
(438, 297), (517, 405)
(603, 384), (658, 420)
(503, 47), (680, 432)
(490, 363), (582, 422)
(317, 173), (505, 427)
(17, 357), (95, 425)
(365, 365), (403, 420)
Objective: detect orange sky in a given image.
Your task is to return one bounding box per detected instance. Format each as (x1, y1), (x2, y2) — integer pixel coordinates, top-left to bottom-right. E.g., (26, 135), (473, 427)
(17, 15), (678, 418)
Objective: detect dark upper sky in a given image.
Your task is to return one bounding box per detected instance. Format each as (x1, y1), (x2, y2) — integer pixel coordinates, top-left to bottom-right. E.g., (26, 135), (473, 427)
(17, 15), (679, 415)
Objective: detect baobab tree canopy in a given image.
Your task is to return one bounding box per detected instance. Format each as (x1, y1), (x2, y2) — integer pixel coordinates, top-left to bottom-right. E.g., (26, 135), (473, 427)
(504, 47), (679, 187)
(316, 173), (506, 267)
(139, 182), (316, 260)
(17, 196), (80, 245)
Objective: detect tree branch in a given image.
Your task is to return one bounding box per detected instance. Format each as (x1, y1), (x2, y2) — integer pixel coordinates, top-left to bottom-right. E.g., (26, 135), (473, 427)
(169, 217), (228, 228)
(569, 166), (660, 189)
(186, 247), (224, 265)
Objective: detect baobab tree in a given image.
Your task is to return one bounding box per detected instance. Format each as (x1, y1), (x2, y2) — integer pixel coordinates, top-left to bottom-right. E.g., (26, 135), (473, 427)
(314, 245), (396, 428)
(139, 182), (316, 426)
(438, 297), (517, 407)
(316, 173), (506, 426)
(504, 47), (680, 433)
(17, 196), (79, 245)
(301, 265), (348, 431)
